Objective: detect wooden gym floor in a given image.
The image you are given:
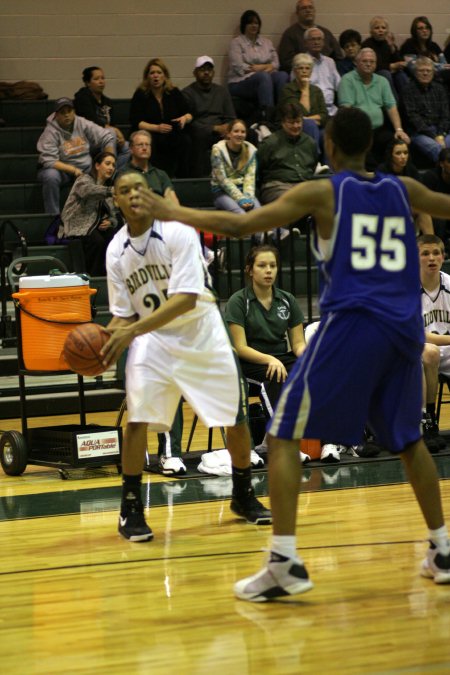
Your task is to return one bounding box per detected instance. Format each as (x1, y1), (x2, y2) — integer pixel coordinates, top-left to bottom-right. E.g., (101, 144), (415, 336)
(1, 403), (450, 675)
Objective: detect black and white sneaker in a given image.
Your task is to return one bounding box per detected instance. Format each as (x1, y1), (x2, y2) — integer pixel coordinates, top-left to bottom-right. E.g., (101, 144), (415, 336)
(159, 456), (187, 476)
(118, 502), (153, 542)
(234, 551), (313, 602)
(320, 443), (343, 463)
(421, 541), (450, 584)
(230, 491), (272, 525)
(422, 413), (446, 453)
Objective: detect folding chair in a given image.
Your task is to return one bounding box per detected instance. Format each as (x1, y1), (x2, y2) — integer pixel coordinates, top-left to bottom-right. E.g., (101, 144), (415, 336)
(436, 373), (450, 424)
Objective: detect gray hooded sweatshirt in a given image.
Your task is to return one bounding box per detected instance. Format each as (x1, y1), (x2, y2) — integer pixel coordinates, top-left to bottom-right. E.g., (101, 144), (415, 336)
(37, 113), (115, 171)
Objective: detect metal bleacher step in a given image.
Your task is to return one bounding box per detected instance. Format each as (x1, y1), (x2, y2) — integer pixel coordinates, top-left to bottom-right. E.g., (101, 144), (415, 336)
(0, 347), (19, 375)
(0, 387), (125, 420)
(0, 154), (38, 182)
(0, 363), (125, 419)
(0, 98), (131, 127)
(0, 127), (43, 154)
(0, 178), (214, 214)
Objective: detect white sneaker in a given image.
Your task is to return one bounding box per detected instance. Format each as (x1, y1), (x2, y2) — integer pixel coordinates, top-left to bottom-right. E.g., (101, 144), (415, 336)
(300, 451), (311, 464)
(250, 449), (265, 467)
(421, 541), (450, 584)
(234, 551), (313, 602)
(158, 456), (187, 476)
(320, 444), (342, 463)
(314, 163), (330, 175)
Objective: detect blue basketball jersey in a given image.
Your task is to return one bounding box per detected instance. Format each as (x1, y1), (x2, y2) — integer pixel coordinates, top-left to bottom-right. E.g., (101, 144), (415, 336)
(312, 170), (424, 353)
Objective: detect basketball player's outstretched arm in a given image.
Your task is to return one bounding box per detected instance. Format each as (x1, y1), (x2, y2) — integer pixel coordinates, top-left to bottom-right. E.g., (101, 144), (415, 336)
(402, 178), (450, 220)
(143, 180), (334, 239)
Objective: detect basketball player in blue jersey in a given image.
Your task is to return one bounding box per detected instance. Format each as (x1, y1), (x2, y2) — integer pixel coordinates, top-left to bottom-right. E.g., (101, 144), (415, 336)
(142, 107), (450, 600)
(101, 169), (271, 543)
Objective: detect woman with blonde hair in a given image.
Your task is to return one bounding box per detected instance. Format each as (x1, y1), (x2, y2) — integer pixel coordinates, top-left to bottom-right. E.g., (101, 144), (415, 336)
(129, 58), (191, 176)
(210, 119), (260, 213)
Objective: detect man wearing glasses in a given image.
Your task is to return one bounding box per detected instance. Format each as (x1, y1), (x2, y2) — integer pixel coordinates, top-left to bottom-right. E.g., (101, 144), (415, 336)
(127, 130), (176, 199)
(258, 102), (318, 209)
(402, 57), (450, 163)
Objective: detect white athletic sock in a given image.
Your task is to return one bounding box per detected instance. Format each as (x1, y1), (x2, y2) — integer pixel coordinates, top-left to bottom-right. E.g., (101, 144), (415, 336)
(271, 535), (299, 561)
(429, 525), (450, 554)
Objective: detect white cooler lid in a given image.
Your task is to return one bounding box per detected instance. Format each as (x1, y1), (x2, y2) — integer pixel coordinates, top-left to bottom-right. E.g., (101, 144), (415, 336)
(19, 274), (90, 289)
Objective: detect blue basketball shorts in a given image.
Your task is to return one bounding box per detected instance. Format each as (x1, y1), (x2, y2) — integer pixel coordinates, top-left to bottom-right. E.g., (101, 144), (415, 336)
(268, 311), (423, 453)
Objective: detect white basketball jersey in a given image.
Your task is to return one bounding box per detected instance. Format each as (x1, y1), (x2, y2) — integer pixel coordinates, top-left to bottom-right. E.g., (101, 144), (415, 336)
(421, 271), (450, 335)
(106, 219), (216, 334)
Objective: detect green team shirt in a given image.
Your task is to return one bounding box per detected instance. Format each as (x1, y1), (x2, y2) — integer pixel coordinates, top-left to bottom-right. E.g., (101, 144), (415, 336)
(127, 161), (173, 195)
(224, 285), (304, 356)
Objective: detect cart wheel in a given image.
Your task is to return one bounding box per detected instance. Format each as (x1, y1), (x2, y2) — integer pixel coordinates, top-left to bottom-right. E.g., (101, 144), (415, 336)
(0, 431), (28, 476)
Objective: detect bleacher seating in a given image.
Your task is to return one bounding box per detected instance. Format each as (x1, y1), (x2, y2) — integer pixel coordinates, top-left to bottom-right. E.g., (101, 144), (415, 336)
(0, 97), (319, 419)
(0, 99), (319, 302)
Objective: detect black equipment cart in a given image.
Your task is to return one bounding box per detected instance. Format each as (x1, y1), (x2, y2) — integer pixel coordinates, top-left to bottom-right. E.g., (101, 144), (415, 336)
(0, 256), (122, 479)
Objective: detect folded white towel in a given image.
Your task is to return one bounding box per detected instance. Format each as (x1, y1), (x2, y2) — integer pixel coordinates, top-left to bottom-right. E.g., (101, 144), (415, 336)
(197, 448), (232, 476)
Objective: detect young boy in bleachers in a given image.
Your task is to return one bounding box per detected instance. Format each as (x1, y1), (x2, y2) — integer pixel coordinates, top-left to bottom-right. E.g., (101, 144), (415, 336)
(419, 234), (450, 452)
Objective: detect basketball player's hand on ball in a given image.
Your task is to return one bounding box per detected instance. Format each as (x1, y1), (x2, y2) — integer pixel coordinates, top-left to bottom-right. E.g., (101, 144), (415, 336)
(100, 325), (134, 367)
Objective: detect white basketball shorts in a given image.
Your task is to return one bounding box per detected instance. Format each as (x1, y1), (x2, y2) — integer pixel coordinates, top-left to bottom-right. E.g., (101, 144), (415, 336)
(125, 304), (243, 431)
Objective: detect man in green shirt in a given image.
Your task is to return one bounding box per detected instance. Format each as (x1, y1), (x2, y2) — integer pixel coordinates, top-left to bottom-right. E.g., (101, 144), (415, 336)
(337, 48), (409, 167)
(258, 102), (318, 205)
(127, 130), (177, 199)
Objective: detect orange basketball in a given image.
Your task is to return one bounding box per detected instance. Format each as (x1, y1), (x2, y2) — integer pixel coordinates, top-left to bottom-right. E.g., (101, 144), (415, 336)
(63, 323), (110, 376)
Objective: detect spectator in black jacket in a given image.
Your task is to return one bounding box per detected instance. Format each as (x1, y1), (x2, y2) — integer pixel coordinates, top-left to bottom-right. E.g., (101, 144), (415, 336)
(74, 67), (130, 170)
(336, 29), (361, 76)
(182, 56), (236, 177)
(278, 0), (342, 73)
(402, 57), (450, 164)
(378, 138), (433, 235)
(361, 17), (408, 97)
(129, 58), (191, 177)
(422, 148), (450, 246)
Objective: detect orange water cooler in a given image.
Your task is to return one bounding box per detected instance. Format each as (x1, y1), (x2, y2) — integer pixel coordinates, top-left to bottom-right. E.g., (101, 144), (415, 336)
(12, 274), (96, 371)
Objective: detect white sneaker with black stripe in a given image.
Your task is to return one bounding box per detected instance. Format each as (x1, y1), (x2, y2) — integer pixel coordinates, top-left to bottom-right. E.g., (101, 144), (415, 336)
(320, 444), (343, 463)
(250, 449), (265, 467)
(234, 551), (313, 602)
(159, 456), (187, 476)
(421, 541), (450, 584)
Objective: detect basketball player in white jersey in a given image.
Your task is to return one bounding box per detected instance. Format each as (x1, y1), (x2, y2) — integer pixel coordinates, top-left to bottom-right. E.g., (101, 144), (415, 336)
(102, 169), (271, 541)
(419, 234), (450, 451)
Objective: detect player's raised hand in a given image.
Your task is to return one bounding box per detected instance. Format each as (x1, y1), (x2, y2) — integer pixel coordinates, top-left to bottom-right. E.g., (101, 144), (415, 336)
(141, 188), (177, 221)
